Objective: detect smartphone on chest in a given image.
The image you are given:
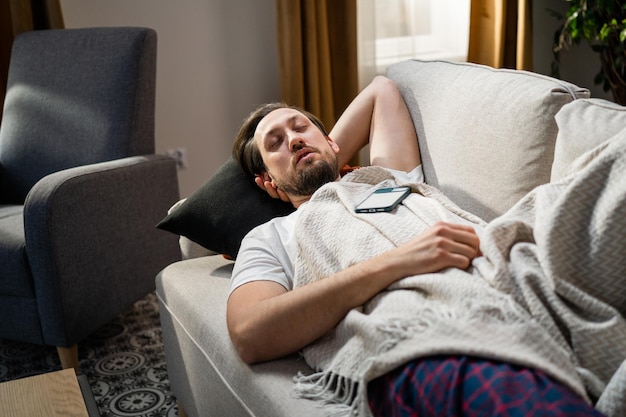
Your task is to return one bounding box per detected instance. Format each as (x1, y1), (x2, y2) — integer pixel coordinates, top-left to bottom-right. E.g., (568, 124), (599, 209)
(354, 186), (411, 213)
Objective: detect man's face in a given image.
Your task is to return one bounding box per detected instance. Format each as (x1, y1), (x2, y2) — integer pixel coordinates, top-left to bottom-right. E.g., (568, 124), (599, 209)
(254, 108), (340, 198)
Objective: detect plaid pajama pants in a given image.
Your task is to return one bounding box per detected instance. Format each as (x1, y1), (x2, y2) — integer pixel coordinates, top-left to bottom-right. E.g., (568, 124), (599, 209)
(367, 355), (605, 417)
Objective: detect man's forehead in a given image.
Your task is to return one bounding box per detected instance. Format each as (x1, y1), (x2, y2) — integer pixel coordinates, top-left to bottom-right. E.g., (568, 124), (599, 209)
(255, 108), (305, 139)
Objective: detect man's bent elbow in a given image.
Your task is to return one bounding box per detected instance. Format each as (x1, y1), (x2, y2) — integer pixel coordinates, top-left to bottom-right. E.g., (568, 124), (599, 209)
(228, 323), (261, 364)
(234, 342), (260, 365)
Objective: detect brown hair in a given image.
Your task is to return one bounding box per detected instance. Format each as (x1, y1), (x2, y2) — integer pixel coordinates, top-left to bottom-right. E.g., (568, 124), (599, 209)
(232, 102), (328, 178)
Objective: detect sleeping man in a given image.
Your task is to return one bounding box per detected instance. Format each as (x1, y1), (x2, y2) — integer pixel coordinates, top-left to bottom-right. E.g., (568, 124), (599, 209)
(226, 76), (626, 416)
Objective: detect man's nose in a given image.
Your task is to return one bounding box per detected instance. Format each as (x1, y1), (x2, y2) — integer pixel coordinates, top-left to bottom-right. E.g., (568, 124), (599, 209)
(289, 135), (305, 151)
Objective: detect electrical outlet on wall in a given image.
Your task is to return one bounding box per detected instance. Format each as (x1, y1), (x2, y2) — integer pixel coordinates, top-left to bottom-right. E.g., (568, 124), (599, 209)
(166, 148), (188, 170)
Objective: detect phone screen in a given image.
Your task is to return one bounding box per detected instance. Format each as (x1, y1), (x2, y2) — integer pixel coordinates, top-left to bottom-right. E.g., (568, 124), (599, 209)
(355, 186), (411, 213)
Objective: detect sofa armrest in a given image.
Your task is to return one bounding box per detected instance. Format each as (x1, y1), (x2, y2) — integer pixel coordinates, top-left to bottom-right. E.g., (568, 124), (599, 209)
(23, 154), (181, 346)
(157, 256), (323, 417)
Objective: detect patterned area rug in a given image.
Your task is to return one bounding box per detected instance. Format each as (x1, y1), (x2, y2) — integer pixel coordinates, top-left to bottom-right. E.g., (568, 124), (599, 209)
(0, 292), (180, 417)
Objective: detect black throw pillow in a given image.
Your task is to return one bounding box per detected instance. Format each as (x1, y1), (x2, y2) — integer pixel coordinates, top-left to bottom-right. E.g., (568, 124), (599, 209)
(157, 157), (295, 259)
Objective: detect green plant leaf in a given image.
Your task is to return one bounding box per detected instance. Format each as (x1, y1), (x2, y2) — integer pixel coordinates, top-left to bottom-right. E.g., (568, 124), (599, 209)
(600, 23), (611, 40)
(550, 0), (626, 91)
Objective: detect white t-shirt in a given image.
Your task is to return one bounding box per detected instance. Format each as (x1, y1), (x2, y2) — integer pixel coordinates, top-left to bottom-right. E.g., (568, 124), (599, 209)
(229, 166), (424, 295)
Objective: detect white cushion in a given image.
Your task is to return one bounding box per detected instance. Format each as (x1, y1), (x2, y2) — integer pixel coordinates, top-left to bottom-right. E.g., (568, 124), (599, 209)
(387, 60), (589, 221)
(551, 98), (626, 181)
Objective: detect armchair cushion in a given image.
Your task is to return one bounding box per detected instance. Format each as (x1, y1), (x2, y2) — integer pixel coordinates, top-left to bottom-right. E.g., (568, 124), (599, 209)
(0, 27), (156, 204)
(157, 157), (294, 259)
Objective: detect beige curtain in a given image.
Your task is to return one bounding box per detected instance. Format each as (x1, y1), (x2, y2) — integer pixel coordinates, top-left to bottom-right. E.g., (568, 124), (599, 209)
(467, 0), (532, 70)
(275, 0), (358, 133)
(0, 0), (64, 122)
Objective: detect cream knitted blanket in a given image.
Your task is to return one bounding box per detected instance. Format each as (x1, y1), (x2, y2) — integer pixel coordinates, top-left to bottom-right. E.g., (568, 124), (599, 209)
(292, 132), (626, 416)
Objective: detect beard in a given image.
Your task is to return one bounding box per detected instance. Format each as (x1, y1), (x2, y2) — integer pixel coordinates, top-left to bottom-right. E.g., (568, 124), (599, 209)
(275, 156), (339, 198)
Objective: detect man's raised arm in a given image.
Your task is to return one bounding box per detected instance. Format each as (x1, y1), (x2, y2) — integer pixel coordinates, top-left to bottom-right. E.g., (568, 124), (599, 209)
(330, 75), (421, 172)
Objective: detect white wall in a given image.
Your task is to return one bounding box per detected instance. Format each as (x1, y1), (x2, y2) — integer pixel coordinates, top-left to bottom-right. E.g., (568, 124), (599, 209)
(59, 0), (613, 197)
(60, 0), (281, 197)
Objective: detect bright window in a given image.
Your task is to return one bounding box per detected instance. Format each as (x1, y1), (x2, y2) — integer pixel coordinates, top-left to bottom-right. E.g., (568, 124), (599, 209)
(358, 0), (471, 80)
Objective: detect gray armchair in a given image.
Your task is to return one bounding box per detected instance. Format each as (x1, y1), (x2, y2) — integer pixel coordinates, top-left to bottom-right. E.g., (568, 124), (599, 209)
(0, 27), (181, 370)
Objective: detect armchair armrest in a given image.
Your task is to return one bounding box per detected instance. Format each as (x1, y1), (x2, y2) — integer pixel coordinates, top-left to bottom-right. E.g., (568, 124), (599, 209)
(23, 154), (181, 346)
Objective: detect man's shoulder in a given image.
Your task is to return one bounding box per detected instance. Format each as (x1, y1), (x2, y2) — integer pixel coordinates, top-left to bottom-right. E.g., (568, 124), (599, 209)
(243, 209), (301, 242)
(232, 209), (298, 294)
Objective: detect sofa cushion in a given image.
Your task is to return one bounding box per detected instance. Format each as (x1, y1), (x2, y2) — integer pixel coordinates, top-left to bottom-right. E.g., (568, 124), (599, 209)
(551, 98), (626, 181)
(157, 157), (295, 259)
(387, 60), (589, 221)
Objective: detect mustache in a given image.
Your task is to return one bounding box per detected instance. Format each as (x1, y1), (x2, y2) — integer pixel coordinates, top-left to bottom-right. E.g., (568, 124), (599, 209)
(293, 146), (317, 164)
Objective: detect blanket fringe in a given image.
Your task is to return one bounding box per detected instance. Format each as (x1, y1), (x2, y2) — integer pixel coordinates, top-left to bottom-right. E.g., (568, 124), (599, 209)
(292, 371), (362, 416)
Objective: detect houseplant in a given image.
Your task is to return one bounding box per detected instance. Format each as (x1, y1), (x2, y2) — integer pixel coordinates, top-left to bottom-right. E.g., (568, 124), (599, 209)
(552, 0), (626, 104)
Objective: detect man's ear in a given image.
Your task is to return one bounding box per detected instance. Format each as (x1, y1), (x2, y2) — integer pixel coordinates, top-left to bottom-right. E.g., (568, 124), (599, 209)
(327, 136), (340, 154)
(258, 171), (272, 183)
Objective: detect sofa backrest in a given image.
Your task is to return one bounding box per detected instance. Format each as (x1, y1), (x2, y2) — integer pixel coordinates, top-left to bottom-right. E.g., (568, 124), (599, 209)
(387, 60), (590, 222)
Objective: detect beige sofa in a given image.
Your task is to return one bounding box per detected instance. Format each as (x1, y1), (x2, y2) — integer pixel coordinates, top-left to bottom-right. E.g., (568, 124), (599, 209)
(156, 60), (626, 416)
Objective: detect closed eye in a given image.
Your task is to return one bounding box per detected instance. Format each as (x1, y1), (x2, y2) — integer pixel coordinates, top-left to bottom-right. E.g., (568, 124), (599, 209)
(268, 136), (283, 150)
